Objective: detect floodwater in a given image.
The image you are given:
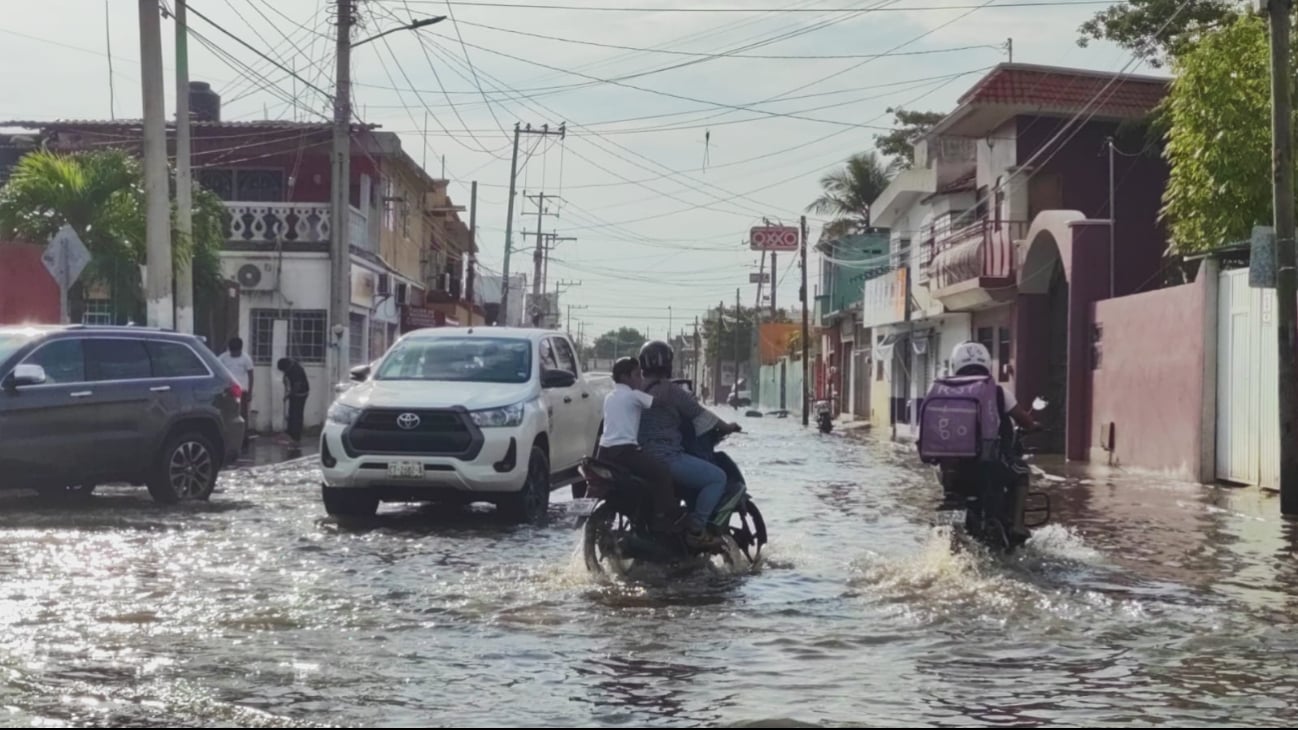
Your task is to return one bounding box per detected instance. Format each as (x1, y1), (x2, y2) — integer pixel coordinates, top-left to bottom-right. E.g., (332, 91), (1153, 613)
(2, 413), (1297, 727)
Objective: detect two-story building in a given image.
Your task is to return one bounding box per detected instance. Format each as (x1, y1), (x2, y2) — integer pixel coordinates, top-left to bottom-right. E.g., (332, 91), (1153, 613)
(5, 81), (473, 434)
(816, 230), (889, 418)
(865, 63), (1170, 451)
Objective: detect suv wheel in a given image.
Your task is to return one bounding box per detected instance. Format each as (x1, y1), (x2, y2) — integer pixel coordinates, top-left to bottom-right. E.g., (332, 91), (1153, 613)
(500, 446), (550, 524)
(322, 486), (379, 518)
(148, 431), (218, 504)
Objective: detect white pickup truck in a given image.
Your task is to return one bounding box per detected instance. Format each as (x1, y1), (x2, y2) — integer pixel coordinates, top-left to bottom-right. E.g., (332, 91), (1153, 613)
(319, 327), (612, 522)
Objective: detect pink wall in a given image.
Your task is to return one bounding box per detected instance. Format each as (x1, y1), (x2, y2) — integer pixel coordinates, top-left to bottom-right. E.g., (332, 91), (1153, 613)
(1089, 274), (1208, 479)
(0, 242), (60, 324)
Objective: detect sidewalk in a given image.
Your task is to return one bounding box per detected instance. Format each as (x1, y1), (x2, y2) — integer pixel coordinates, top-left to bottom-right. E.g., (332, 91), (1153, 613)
(230, 429), (320, 469)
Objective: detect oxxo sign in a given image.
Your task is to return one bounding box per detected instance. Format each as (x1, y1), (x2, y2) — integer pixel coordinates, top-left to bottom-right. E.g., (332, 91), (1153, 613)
(749, 226), (799, 252)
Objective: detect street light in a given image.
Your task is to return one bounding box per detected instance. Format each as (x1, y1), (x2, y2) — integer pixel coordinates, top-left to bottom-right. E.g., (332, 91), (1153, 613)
(352, 16), (446, 48)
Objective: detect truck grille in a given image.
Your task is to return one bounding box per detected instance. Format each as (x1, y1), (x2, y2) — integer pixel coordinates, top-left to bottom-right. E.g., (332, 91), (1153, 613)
(345, 408), (482, 458)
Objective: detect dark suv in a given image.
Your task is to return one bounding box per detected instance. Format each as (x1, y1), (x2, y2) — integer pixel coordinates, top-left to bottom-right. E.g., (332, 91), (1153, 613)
(0, 326), (245, 502)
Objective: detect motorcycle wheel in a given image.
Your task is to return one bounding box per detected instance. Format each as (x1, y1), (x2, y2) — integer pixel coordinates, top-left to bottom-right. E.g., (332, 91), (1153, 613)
(583, 502), (637, 578)
(728, 499), (767, 565)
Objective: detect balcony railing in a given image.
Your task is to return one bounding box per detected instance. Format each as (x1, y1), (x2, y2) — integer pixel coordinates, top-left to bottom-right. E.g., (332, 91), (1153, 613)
(223, 201), (368, 248)
(929, 219), (1029, 292)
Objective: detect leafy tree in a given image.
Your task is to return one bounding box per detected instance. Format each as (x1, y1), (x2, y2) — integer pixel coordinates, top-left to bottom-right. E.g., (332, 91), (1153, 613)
(805, 151), (893, 240)
(874, 108), (946, 169)
(1161, 15), (1278, 253)
(0, 149), (226, 323)
(592, 327), (647, 360)
(1077, 0), (1243, 67)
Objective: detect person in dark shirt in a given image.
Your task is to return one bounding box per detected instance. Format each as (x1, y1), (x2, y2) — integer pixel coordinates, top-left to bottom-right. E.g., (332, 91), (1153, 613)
(277, 357), (310, 445)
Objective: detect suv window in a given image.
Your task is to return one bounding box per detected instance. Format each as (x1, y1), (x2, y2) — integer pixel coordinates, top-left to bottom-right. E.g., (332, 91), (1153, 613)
(23, 338), (85, 384)
(86, 338), (152, 381)
(538, 338), (559, 371)
(551, 337), (578, 376)
(147, 341), (209, 378)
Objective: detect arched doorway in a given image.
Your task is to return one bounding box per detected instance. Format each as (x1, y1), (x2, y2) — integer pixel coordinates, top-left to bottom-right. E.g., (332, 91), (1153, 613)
(1017, 225), (1072, 455)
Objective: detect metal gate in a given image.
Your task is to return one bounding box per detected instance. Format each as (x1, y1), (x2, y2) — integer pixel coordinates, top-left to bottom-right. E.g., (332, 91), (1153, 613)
(1217, 267), (1280, 486)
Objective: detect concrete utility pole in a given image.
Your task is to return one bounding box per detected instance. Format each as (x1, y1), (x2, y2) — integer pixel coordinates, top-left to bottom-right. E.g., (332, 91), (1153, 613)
(1266, 0), (1298, 514)
(467, 180), (477, 326)
(174, 0), (194, 333)
(329, 0), (354, 382)
(801, 215), (810, 426)
(140, 0), (173, 329)
(500, 123), (565, 323)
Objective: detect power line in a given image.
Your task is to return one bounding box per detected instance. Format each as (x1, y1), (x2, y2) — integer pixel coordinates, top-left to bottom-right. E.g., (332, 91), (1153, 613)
(401, 0), (1112, 12)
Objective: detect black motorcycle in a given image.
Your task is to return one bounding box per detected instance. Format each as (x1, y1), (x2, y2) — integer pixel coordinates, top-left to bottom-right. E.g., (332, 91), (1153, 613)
(579, 429), (767, 577)
(939, 403), (1051, 552)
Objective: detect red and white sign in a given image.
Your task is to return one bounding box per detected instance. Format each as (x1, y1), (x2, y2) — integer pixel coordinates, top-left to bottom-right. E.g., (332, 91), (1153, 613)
(749, 225), (799, 252)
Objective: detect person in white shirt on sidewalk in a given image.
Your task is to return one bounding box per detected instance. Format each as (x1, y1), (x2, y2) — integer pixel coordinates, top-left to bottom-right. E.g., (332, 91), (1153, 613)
(218, 337), (254, 447)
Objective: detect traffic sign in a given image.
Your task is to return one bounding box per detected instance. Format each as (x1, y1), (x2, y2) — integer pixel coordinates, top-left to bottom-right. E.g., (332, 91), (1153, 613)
(749, 272), (771, 284)
(42, 225), (92, 324)
(750, 225), (799, 252)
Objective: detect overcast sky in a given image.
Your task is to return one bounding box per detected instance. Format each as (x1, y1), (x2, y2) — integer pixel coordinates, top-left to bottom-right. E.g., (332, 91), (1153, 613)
(0, 0), (1141, 340)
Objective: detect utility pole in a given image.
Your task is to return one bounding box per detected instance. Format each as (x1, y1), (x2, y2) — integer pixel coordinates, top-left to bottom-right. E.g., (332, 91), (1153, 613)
(531, 192), (546, 302)
(734, 287), (742, 403)
(714, 300), (724, 405)
(500, 123), (565, 325)
(173, 0), (194, 333)
(329, 0), (354, 382)
(801, 215), (810, 426)
(140, 0), (173, 329)
(466, 180), (478, 326)
(693, 316), (701, 388)
(550, 278), (580, 328)
(1267, 0), (1298, 515)
(1107, 136), (1116, 298)
(770, 252), (777, 315)
(567, 304), (587, 335)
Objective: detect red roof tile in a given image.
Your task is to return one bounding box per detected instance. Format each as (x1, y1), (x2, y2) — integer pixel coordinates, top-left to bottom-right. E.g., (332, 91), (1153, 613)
(957, 64), (1169, 118)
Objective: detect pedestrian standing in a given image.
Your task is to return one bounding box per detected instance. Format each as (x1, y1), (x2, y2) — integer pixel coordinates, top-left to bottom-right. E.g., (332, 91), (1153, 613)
(218, 337), (255, 447)
(277, 357), (310, 446)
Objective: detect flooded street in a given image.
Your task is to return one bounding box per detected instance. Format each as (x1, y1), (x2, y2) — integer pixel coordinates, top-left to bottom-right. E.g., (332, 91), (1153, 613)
(3, 413), (1298, 727)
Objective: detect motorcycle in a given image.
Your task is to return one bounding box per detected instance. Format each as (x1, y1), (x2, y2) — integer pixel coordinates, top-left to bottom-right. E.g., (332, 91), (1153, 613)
(579, 428), (767, 577)
(936, 398), (1052, 553)
(814, 400), (834, 434)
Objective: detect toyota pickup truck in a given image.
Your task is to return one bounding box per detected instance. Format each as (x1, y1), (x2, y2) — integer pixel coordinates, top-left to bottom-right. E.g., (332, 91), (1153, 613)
(319, 327), (612, 522)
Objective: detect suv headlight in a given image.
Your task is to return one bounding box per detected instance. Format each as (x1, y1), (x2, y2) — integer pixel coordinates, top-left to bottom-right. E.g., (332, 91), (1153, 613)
(327, 402), (362, 426)
(470, 401), (526, 428)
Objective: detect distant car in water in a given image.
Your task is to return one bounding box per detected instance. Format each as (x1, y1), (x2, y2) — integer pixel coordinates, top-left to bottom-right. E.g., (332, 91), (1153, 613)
(0, 325), (246, 502)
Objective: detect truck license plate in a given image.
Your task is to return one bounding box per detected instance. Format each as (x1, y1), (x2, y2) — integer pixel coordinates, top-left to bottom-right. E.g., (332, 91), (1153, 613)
(387, 461), (423, 479)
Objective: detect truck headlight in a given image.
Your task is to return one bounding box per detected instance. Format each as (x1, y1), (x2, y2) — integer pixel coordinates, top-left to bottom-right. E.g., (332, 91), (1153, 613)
(470, 401), (526, 428)
(327, 402), (362, 426)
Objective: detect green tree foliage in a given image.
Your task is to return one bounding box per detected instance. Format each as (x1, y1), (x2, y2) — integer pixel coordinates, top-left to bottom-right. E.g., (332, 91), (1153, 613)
(805, 151), (893, 240)
(874, 108), (946, 169)
(0, 149), (226, 322)
(1077, 0), (1243, 66)
(1161, 15), (1276, 253)
(592, 327), (647, 360)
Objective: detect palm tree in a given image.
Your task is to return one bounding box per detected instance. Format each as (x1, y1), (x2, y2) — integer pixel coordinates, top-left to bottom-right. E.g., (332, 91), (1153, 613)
(0, 149), (225, 324)
(805, 151), (894, 241)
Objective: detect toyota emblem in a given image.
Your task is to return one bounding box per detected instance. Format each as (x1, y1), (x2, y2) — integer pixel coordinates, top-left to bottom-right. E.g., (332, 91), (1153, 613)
(396, 412), (421, 430)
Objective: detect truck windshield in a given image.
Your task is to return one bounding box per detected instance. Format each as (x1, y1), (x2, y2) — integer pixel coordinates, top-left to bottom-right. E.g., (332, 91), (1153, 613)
(375, 337), (533, 384)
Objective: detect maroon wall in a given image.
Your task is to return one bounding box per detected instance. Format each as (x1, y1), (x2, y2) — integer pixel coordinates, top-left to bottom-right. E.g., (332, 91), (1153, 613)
(1066, 222), (1113, 460)
(1017, 116), (1169, 297)
(1089, 275), (1207, 479)
(0, 242), (60, 324)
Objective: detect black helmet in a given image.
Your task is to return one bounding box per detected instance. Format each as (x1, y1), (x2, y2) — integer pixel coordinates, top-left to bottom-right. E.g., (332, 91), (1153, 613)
(638, 340), (674, 375)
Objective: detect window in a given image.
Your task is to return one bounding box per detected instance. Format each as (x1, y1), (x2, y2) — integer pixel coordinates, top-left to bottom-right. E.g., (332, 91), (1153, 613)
(249, 309), (328, 365)
(23, 339), (85, 384)
(375, 337), (532, 384)
(86, 338), (152, 381)
(538, 338), (559, 371)
(349, 313), (367, 365)
(197, 169), (284, 202)
(249, 309), (277, 365)
(551, 337), (578, 376)
(976, 326), (995, 355)
(876, 358), (885, 382)
(147, 341), (209, 378)
(82, 299), (113, 325)
(998, 326), (1013, 382)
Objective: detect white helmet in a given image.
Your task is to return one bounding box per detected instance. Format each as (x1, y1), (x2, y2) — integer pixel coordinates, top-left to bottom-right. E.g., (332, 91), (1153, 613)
(951, 341), (993, 375)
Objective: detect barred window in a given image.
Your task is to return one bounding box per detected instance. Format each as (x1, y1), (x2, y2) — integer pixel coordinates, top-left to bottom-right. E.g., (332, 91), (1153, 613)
(348, 312), (367, 365)
(82, 299), (113, 326)
(249, 309), (327, 365)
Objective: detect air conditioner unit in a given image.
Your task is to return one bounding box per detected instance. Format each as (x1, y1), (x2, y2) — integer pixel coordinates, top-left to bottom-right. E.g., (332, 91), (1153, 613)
(396, 282), (409, 305)
(234, 261), (276, 291)
(377, 273), (392, 297)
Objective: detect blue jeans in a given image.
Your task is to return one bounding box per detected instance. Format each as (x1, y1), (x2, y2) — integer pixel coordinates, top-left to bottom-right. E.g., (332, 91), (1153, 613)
(661, 452), (727, 526)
